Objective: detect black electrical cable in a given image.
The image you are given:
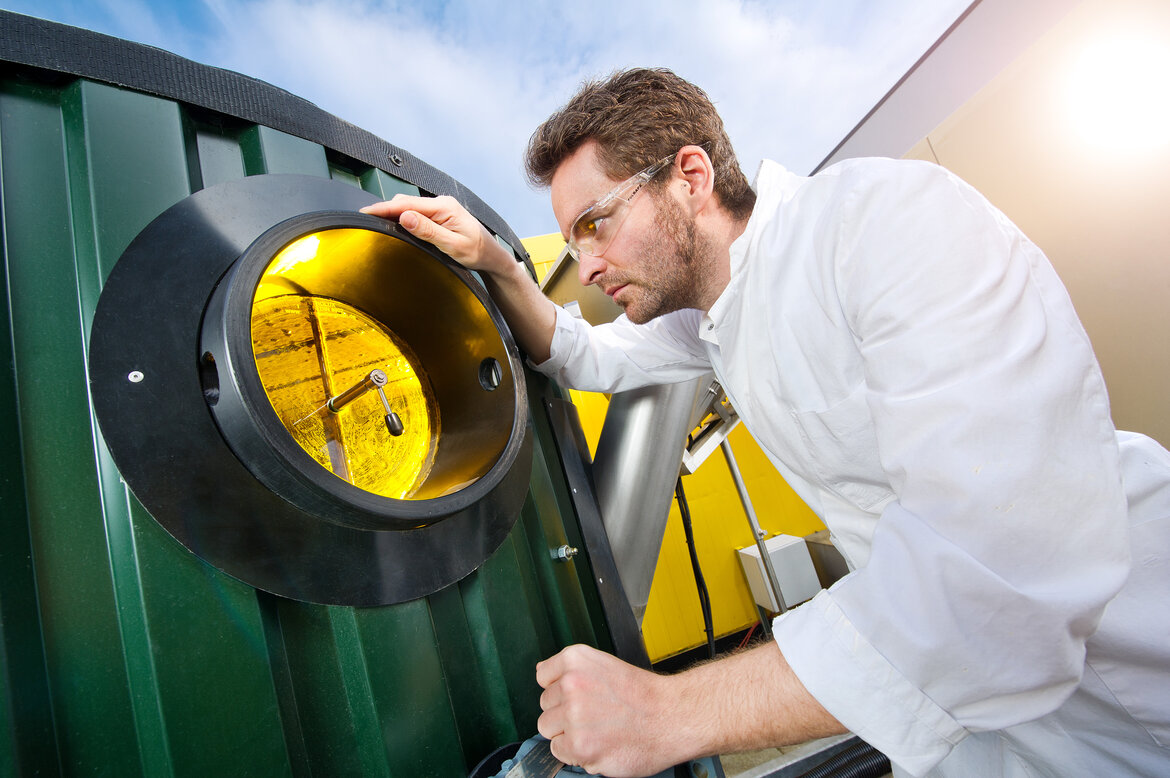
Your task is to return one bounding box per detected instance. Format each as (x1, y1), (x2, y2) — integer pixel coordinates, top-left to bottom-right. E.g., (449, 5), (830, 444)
(799, 740), (891, 778)
(675, 478), (716, 659)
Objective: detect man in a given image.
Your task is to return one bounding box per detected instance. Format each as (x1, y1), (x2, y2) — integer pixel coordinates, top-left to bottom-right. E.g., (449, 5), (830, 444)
(362, 69), (1170, 778)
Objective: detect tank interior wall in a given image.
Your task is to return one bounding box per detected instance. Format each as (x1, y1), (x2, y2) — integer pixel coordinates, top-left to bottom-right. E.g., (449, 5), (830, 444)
(0, 71), (610, 776)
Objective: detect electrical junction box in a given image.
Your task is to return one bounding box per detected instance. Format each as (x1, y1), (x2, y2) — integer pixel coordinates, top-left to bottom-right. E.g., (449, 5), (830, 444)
(737, 534), (822, 612)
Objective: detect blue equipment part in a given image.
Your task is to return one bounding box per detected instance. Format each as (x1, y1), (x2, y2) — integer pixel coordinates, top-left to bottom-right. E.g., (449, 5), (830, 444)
(489, 735), (724, 778)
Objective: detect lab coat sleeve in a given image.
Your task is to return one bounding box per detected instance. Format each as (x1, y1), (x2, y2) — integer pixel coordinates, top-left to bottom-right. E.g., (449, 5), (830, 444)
(770, 161), (1130, 775)
(529, 303), (711, 392)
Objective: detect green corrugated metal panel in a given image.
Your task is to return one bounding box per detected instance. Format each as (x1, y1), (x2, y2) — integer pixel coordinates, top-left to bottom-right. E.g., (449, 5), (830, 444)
(0, 85), (58, 777)
(0, 69), (611, 776)
(360, 167), (421, 200)
(2, 78), (143, 775)
(241, 124), (330, 177)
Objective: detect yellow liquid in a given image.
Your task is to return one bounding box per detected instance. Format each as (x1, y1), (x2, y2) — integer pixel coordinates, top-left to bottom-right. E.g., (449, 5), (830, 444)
(251, 294), (438, 499)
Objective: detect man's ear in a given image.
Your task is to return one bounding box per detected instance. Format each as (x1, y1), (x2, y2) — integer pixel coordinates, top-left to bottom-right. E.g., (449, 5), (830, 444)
(676, 145), (716, 216)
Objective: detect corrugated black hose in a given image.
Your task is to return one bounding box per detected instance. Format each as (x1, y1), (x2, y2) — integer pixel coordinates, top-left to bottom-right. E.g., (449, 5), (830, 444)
(800, 740), (892, 778)
(675, 478), (716, 658)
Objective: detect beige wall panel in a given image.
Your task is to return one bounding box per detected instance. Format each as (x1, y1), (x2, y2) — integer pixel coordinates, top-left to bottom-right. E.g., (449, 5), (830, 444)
(920, 0), (1169, 446)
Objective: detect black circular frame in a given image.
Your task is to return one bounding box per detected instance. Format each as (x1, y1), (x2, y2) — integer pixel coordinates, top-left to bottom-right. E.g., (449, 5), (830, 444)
(89, 174), (532, 606)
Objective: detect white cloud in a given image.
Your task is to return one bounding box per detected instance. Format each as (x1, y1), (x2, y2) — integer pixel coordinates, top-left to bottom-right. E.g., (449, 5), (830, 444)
(190, 0), (967, 236)
(8, 0), (970, 237)
(198, 0), (576, 235)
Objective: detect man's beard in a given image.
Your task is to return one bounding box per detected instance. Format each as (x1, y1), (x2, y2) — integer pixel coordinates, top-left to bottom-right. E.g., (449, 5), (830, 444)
(619, 194), (709, 325)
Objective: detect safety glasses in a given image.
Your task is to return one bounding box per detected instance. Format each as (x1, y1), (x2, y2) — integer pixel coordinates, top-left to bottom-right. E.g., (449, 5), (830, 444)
(565, 151), (676, 260)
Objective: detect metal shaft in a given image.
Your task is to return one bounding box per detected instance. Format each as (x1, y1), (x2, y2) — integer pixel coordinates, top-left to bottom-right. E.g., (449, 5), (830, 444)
(327, 369), (387, 412)
(720, 439), (788, 614)
(326, 368), (404, 436)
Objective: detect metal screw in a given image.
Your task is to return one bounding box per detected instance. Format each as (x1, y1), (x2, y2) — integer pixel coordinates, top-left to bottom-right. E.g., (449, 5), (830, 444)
(388, 153), (404, 167)
(691, 763), (709, 778)
(128, 370), (144, 383)
(553, 545), (578, 562)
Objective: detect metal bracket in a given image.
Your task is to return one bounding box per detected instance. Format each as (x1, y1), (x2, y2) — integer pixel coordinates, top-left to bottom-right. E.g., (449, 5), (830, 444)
(681, 382), (740, 475)
(681, 383), (789, 616)
(543, 395), (651, 669)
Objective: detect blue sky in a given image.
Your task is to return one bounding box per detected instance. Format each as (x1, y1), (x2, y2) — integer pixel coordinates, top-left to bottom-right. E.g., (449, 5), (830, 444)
(1, 0), (971, 237)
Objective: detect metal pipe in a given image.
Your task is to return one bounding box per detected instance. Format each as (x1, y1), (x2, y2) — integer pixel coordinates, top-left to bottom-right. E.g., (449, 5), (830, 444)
(591, 375), (712, 625)
(327, 368), (387, 412)
(326, 368), (404, 436)
(720, 439), (788, 614)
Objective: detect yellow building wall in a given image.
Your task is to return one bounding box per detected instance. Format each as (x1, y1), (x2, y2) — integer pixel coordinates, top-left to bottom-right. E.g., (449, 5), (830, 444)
(521, 235), (824, 662)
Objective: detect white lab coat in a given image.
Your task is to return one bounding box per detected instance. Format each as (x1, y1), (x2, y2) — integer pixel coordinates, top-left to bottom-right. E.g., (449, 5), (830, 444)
(533, 158), (1170, 776)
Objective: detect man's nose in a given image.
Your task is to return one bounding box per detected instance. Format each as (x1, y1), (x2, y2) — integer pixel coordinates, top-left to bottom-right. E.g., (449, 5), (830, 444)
(577, 252), (606, 287)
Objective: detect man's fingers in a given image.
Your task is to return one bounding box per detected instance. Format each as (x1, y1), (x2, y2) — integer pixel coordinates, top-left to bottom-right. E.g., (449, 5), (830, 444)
(361, 194), (492, 266)
(532, 646), (676, 776)
(536, 706), (564, 739)
(361, 193), (461, 220)
(395, 209), (469, 257)
(358, 194), (437, 221)
(396, 209), (431, 238)
(535, 652), (565, 689)
(358, 193), (414, 219)
(546, 733), (575, 767)
(358, 202), (392, 217)
(539, 682), (560, 712)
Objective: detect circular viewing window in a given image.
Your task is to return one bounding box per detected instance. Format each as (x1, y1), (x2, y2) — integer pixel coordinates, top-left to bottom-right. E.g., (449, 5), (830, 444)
(251, 235), (440, 499)
(201, 212), (526, 529)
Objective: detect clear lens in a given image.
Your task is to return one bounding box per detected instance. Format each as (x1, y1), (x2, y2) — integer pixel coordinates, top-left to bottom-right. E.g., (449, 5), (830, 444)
(570, 202), (623, 258)
(566, 152), (676, 260)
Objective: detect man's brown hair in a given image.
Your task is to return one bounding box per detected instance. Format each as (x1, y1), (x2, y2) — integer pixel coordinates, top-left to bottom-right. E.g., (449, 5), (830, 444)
(524, 68), (756, 220)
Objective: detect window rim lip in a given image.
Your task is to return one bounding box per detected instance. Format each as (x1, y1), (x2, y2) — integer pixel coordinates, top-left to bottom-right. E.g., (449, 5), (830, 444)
(204, 209), (529, 530)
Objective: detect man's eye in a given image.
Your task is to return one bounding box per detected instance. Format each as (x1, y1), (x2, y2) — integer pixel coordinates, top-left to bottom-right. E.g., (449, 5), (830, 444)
(576, 214), (607, 240)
